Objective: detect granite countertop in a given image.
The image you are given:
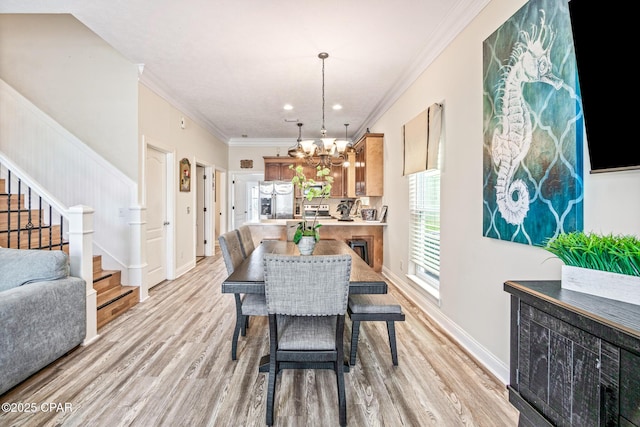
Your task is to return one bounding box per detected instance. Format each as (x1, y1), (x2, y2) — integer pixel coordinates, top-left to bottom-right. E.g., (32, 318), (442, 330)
(255, 217), (387, 226)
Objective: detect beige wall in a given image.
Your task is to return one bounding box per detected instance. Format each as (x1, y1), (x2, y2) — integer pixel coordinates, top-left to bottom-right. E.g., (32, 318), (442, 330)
(228, 144), (287, 173)
(0, 14), (139, 180)
(372, 0), (640, 382)
(138, 84), (228, 274)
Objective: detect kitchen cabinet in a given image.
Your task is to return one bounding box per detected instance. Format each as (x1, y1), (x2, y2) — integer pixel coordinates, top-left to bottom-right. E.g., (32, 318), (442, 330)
(504, 280), (640, 427)
(295, 163), (320, 198)
(302, 163), (319, 182)
(302, 163), (344, 197)
(346, 133), (383, 197)
(328, 163), (345, 197)
(266, 157), (346, 198)
(263, 157), (296, 181)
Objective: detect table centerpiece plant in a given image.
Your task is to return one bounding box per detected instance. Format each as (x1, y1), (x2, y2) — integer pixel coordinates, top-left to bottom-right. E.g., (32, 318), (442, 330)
(542, 231), (640, 304)
(289, 164), (333, 254)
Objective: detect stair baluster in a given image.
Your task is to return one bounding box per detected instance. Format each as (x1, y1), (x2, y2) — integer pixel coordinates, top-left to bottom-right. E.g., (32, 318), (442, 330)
(2, 170), (64, 251)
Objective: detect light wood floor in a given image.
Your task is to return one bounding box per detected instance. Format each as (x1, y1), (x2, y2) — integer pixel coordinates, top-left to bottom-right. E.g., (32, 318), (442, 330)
(0, 250), (519, 426)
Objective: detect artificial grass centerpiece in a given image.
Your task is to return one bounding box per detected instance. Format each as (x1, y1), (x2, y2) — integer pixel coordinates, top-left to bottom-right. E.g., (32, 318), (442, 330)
(543, 231), (640, 277)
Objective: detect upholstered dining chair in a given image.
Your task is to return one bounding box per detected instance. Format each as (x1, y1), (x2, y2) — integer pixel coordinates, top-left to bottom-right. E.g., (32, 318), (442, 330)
(263, 254), (352, 427)
(218, 230), (267, 360)
(237, 224), (255, 258)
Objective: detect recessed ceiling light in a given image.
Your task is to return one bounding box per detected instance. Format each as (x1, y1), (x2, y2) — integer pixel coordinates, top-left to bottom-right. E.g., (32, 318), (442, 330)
(284, 104), (293, 110)
(332, 104), (342, 110)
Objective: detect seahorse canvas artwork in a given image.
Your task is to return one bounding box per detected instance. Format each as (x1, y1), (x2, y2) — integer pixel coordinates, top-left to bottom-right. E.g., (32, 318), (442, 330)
(482, 0), (584, 246)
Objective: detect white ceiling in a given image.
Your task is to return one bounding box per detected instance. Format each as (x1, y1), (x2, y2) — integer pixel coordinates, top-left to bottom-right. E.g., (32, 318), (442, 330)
(0, 0), (489, 144)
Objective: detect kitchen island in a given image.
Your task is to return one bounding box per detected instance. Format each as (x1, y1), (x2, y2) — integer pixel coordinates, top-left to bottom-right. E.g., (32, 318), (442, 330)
(244, 218), (386, 272)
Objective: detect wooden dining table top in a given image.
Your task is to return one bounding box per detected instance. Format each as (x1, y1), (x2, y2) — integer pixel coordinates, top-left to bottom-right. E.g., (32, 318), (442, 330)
(221, 239), (387, 295)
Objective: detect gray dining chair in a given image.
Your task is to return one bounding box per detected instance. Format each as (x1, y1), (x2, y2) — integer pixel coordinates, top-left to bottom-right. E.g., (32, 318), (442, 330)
(263, 254), (352, 427)
(237, 224), (255, 258)
(218, 230), (267, 361)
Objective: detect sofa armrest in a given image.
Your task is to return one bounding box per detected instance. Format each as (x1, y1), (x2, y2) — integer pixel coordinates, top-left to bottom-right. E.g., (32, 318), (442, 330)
(0, 277), (86, 395)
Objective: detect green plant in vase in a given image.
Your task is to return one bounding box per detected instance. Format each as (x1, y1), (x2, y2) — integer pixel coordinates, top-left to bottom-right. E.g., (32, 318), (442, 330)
(543, 231), (640, 277)
(290, 164), (333, 244)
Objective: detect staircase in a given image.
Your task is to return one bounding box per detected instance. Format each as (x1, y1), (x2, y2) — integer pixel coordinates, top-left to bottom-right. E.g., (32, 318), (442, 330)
(93, 255), (139, 329)
(1, 176), (139, 329)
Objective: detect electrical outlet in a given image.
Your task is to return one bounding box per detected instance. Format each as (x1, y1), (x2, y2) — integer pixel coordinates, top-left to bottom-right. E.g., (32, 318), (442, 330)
(400, 260), (404, 271)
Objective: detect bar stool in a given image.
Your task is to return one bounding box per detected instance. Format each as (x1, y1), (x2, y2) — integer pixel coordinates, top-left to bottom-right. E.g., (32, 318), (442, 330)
(348, 239), (369, 265)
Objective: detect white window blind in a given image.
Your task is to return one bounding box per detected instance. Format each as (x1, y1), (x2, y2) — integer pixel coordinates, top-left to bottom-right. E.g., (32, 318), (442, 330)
(409, 169), (440, 283)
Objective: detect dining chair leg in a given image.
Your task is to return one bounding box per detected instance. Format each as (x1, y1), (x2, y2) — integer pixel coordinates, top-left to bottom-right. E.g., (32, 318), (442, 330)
(231, 324), (240, 361)
(232, 294), (244, 360)
(336, 316), (347, 427)
(266, 315), (278, 426)
(386, 320), (399, 366)
(349, 320), (361, 366)
(266, 360), (276, 426)
(337, 367), (346, 427)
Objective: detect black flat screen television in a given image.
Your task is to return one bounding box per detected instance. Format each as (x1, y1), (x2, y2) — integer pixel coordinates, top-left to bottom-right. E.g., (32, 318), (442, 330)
(568, 0), (640, 173)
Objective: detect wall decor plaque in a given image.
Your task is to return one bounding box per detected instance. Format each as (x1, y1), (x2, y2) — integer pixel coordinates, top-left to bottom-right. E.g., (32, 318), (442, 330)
(180, 158), (191, 192)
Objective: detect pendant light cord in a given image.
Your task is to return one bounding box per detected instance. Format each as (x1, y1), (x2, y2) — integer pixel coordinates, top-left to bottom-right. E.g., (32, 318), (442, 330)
(320, 52), (328, 137)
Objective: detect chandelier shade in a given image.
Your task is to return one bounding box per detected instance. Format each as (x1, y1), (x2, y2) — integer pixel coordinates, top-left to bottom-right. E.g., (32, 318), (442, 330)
(300, 139), (317, 156)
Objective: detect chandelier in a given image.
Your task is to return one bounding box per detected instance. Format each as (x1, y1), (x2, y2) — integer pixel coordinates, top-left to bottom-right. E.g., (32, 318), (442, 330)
(287, 52), (353, 167)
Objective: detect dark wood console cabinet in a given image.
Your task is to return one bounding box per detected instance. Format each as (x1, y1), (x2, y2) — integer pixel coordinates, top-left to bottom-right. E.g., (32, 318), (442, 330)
(504, 280), (640, 427)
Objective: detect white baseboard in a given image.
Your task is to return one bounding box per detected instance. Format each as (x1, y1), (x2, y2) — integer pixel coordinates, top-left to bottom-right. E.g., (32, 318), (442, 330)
(382, 266), (509, 385)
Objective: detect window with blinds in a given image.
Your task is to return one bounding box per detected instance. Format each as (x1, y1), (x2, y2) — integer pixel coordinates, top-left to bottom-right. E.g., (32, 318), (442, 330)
(409, 169), (440, 288)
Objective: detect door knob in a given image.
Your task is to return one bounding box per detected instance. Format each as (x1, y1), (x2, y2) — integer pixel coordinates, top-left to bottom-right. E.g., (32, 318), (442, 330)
(163, 221), (170, 226)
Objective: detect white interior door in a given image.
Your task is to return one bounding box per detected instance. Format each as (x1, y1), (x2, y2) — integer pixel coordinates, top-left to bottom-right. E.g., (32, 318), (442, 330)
(146, 146), (168, 287)
(233, 175), (247, 228)
(215, 170), (221, 240)
(196, 165), (205, 257)
(233, 173), (263, 227)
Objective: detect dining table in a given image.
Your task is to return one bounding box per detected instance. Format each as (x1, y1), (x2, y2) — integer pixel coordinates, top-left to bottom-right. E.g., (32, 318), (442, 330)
(221, 239), (388, 296)
(221, 239), (389, 372)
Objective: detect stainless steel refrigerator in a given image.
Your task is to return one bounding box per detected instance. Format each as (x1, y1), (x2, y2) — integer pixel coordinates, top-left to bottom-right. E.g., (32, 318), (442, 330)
(259, 181), (294, 219)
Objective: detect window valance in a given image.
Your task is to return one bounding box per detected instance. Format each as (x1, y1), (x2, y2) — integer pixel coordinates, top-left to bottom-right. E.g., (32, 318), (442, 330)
(403, 102), (442, 175)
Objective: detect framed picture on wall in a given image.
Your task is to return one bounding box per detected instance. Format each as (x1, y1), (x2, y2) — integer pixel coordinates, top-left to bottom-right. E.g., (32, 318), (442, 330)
(379, 205), (388, 223)
(180, 158), (191, 192)
(481, 0), (583, 245)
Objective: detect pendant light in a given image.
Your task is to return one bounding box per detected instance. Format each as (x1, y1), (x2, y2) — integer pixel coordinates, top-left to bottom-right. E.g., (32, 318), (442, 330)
(298, 52), (351, 167)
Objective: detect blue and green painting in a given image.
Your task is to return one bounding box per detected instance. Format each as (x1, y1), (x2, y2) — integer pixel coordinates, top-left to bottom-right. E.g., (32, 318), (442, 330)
(482, 0), (584, 246)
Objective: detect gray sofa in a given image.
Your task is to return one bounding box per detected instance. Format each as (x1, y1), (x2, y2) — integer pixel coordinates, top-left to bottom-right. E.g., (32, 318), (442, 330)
(0, 247), (86, 395)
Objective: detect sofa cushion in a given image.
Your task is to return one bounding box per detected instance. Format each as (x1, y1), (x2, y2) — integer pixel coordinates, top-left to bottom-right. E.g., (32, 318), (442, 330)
(0, 276), (86, 395)
(0, 247), (69, 292)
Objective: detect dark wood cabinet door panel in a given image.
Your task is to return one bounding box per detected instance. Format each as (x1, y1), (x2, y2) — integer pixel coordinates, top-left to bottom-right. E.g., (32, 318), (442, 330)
(620, 349), (640, 426)
(571, 343), (599, 426)
(548, 332), (572, 420)
(516, 299), (620, 426)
